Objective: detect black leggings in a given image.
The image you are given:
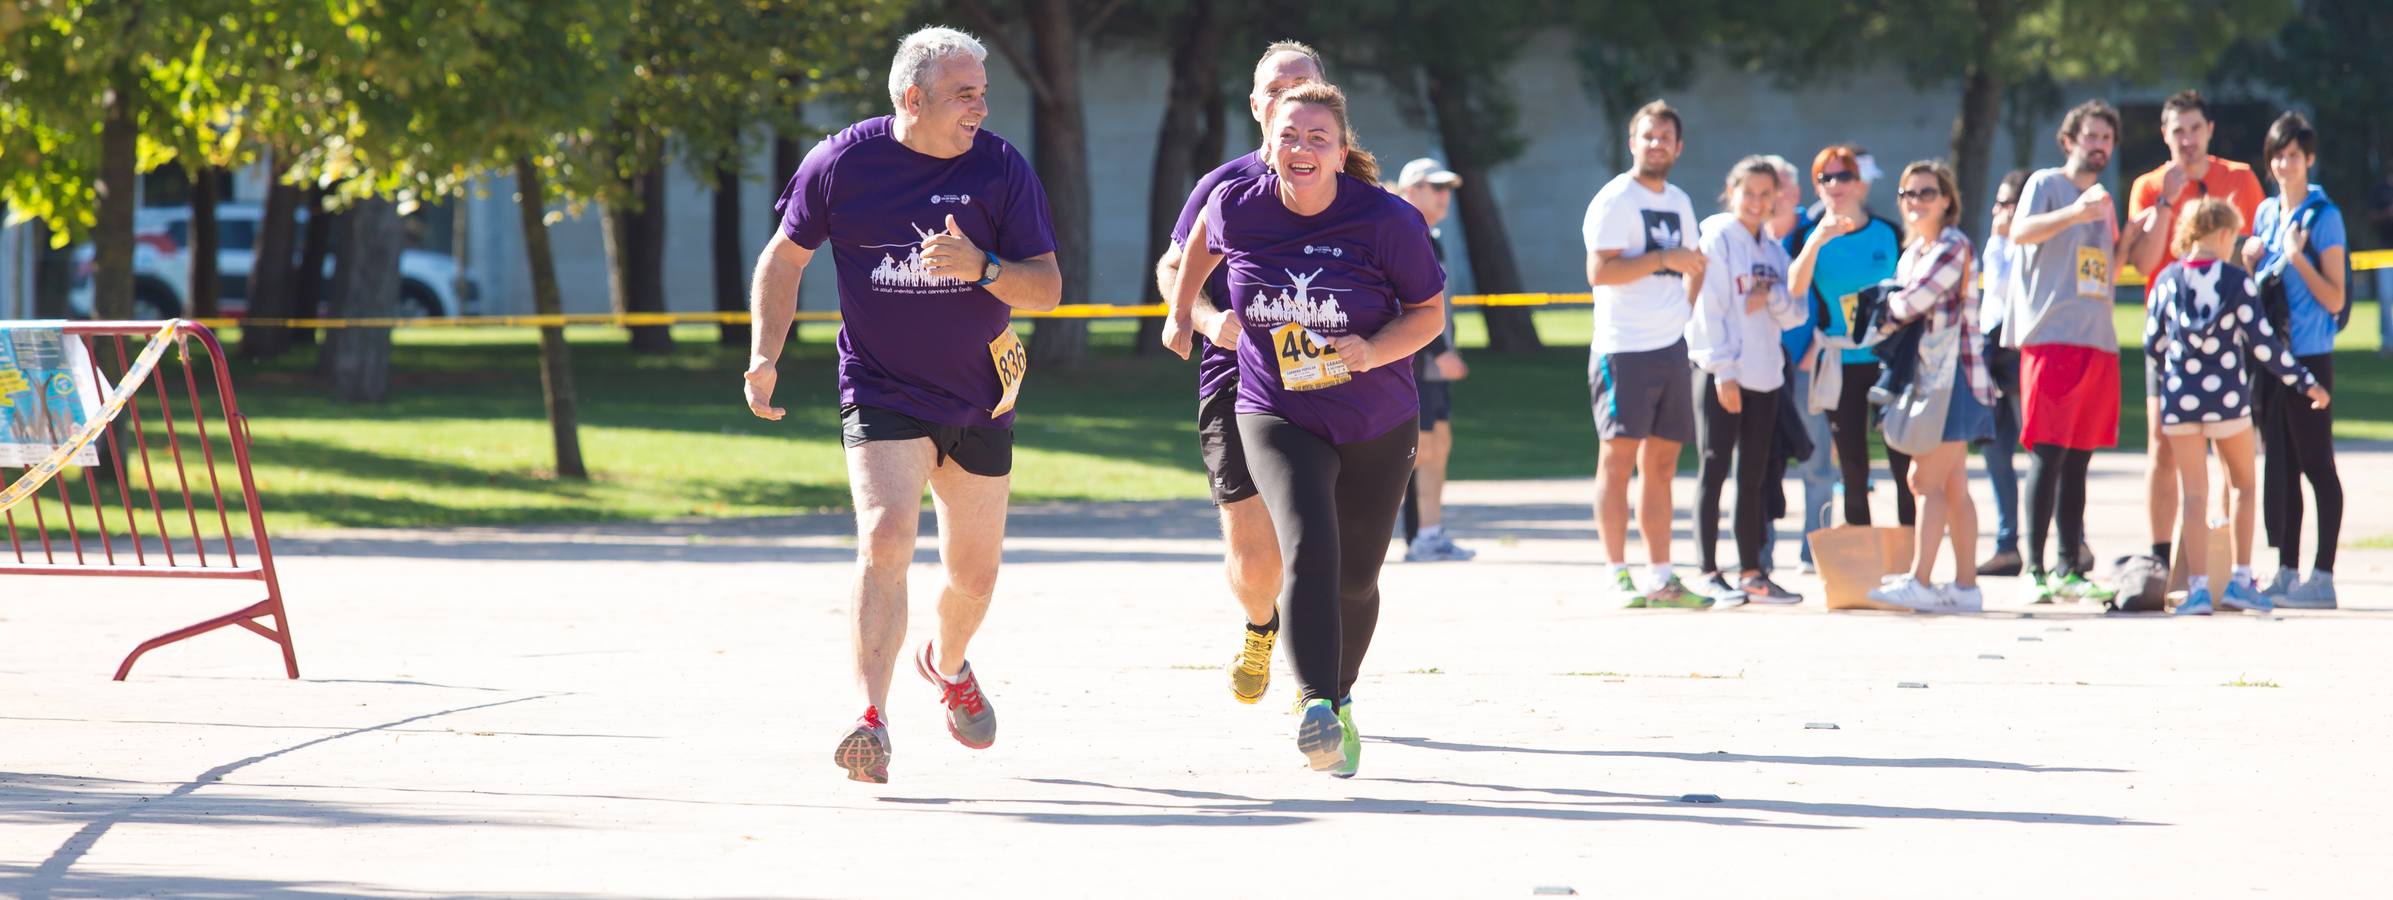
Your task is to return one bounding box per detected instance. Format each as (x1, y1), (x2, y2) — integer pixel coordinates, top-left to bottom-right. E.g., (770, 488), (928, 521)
(1694, 372), (1779, 574)
(2027, 443), (2094, 577)
(1829, 362), (1914, 526)
(2262, 355), (2341, 573)
(1238, 413), (1418, 705)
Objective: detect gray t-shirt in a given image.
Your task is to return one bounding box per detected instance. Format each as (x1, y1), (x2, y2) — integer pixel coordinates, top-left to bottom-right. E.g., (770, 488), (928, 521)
(2005, 168), (2118, 350)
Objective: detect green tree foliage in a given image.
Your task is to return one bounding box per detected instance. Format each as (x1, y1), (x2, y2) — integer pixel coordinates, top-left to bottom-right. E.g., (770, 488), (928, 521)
(1718, 0), (2297, 245)
(2221, 0), (2393, 239)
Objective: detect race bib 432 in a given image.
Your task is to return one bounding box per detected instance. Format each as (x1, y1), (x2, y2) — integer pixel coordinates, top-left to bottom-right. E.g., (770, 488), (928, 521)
(2076, 246), (2111, 300)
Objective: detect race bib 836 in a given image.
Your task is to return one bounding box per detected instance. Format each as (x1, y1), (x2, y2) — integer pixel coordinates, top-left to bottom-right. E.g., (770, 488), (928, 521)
(988, 327), (1027, 415)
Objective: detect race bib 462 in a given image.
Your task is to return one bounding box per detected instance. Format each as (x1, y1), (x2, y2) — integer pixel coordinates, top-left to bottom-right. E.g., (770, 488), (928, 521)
(1271, 322), (1349, 392)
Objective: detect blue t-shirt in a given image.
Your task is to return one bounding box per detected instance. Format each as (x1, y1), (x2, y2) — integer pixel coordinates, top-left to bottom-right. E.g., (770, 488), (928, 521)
(2252, 185), (2346, 357)
(1173, 150), (1271, 399)
(774, 116), (1058, 429)
(1781, 214), (1901, 365)
(1204, 173), (1446, 444)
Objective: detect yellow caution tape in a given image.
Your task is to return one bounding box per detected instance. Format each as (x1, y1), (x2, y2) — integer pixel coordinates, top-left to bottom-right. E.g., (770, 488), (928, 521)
(0, 322), (178, 517)
(181, 251), (2389, 330)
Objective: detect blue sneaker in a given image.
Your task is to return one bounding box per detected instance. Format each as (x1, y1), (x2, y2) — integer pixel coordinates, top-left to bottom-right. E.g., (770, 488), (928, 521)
(2221, 579), (2274, 613)
(1296, 699), (1346, 772)
(2173, 587), (2214, 616)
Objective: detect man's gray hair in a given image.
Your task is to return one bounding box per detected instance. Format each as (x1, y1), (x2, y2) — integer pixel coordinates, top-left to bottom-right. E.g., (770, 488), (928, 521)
(888, 26), (988, 109)
(1761, 154), (1798, 185)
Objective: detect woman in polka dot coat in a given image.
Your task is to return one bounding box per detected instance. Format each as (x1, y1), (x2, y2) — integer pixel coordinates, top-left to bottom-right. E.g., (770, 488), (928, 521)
(2144, 197), (2331, 614)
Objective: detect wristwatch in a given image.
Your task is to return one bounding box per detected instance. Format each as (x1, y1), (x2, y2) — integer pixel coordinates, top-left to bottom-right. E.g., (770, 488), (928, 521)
(976, 251), (1003, 287)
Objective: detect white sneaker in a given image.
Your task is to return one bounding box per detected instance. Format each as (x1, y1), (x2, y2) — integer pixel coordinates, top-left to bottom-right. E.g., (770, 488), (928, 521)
(1868, 574), (1938, 609)
(1938, 584), (1986, 613)
(1405, 532), (1476, 562)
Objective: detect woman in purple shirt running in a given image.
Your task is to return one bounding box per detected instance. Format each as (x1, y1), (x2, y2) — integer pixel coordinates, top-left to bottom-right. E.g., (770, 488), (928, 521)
(1167, 83), (1448, 777)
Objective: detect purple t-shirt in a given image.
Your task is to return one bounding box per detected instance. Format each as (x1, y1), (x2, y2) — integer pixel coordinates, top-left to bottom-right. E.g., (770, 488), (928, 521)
(1204, 172), (1446, 444)
(774, 116), (1057, 428)
(1174, 150), (1270, 399)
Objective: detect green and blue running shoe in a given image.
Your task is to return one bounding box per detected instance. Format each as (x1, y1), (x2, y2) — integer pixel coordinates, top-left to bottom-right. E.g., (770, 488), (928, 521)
(1640, 575), (1715, 610)
(2055, 572), (2116, 606)
(1332, 700), (1361, 779)
(2021, 572), (2055, 605)
(1297, 699), (1346, 772)
(1613, 568), (1645, 608)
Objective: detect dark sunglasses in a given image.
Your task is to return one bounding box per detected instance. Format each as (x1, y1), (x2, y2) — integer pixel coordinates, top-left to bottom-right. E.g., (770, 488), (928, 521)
(1816, 171), (1859, 186)
(1992, 198), (2018, 208)
(1897, 187), (1944, 202)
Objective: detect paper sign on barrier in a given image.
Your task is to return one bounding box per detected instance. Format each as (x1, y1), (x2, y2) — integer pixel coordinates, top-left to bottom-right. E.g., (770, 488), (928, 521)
(0, 324), (105, 467)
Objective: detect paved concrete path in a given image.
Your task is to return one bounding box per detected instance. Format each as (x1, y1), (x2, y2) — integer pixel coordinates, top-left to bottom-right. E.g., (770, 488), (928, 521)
(5, 448), (2391, 898)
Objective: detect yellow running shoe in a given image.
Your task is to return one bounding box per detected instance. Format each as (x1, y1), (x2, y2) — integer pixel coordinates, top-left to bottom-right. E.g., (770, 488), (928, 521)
(1230, 625), (1276, 704)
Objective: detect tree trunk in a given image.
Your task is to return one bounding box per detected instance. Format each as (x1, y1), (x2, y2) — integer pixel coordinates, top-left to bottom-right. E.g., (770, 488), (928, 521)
(603, 157), (672, 353)
(240, 154), (301, 359)
(450, 190), (472, 316)
(1949, 2), (2005, 249)
(327, 197), (400, 403)
(713, 160), (750, 347)
(1135, 0), (1229, 355)
(33, 220), (73, 318)
(1192, 70), (1227, 186)
(515, 160), (589, 481)
(1424, 68), (1542, 351)
(293, 186), (332, 345)
(190, 166), (221, 319)
(92, 68), (139, 321)
(1022, 0), (1092, 368)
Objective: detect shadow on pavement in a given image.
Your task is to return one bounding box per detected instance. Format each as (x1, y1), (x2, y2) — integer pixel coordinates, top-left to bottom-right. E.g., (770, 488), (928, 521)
(1369, 736), (2129, 773)
(1, 694), (564, 900)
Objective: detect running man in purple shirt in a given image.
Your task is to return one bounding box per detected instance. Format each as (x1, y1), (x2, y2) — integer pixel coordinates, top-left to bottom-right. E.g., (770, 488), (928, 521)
(741, 26), (1061, 785)
(1153, 41), (1325, 707)
(1168, 83), (1449, 777)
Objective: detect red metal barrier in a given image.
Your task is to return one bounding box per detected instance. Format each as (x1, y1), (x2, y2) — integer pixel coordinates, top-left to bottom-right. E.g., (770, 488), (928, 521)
(1, 320), (298, 679)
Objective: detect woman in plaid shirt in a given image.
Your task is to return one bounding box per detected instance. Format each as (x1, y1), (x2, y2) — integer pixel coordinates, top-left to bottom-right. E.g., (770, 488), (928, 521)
(1868, 160), (1998, 613)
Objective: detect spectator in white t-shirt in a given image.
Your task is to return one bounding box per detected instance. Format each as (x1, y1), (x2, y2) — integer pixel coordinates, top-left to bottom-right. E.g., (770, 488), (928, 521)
(1582, 100), (1708, 609)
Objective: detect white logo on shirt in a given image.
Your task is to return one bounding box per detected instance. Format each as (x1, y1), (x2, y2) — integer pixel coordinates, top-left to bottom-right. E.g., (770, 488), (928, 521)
(1303, 244), (1345, 257)
(929, 194), (973, 205)
(1238, 268), (1352, 330)
(862, 223), (970, 292)
(1646, 219), (1682, 251)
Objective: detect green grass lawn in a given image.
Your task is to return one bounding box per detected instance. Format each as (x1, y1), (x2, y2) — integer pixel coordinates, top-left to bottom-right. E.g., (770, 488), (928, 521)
(6, 302), (2386, 535)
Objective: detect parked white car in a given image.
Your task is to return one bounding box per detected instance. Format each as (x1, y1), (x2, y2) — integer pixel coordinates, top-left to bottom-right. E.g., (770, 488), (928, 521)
(70, 203), (477, 319)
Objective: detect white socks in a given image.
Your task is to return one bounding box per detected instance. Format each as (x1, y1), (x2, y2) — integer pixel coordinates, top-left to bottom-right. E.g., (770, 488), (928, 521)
(2190, 575), (2210, 593)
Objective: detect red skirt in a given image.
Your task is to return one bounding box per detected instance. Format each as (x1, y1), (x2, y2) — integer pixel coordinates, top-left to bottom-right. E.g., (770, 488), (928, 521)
(2019, 344), (2120, 450)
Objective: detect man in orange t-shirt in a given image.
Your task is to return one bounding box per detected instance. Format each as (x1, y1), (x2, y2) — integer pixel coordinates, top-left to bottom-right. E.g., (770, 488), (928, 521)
(2118, 89), (2265, 570)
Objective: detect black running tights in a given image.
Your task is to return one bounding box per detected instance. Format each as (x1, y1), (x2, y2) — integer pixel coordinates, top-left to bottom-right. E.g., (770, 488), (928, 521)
(1238, 413), (1418, 705)
(2027, 443), (2094, 577)
(1829, 362), (1914, 526)
(2261, 355), (2341, 573)
(1694, 372), (1779, 575)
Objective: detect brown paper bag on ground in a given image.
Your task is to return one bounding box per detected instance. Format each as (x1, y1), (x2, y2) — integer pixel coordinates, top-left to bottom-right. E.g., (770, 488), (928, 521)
(1808, 524), (1916, 611)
